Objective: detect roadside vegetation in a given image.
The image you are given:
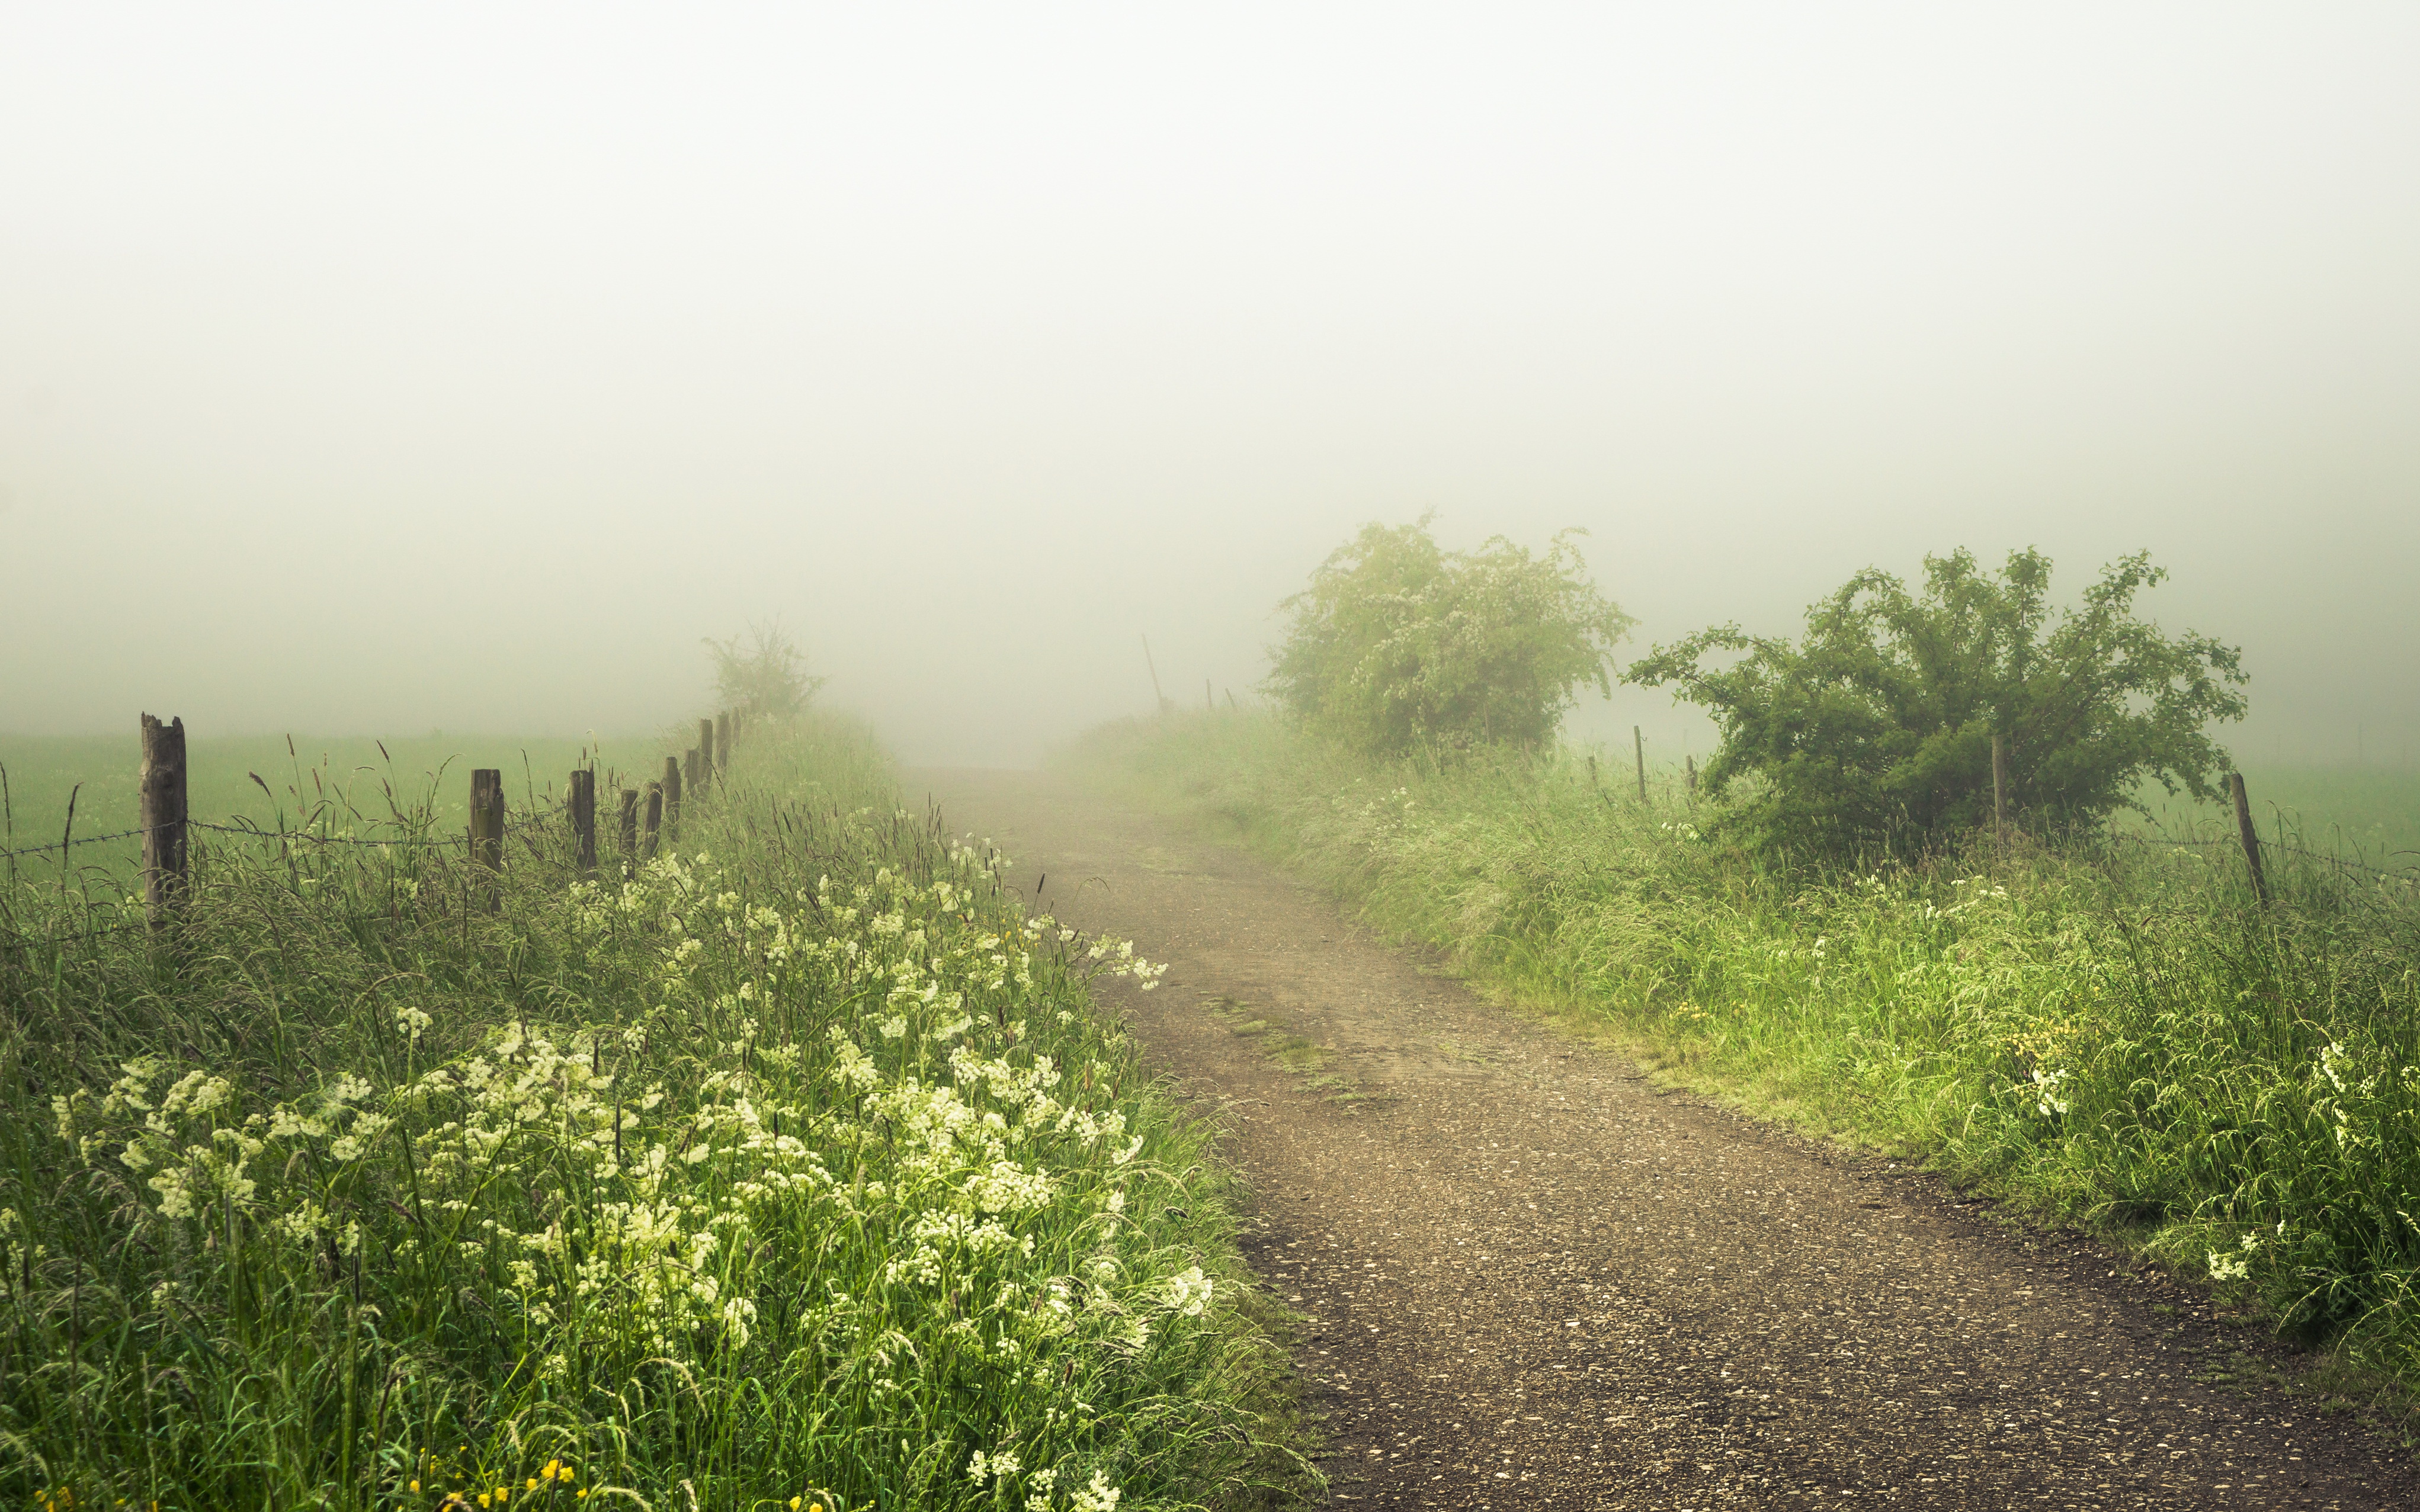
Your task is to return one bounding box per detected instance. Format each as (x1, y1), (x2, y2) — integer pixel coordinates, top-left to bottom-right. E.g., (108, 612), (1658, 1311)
(1068, 519), (2420, 1396)
(0, 711), (1309, 1507)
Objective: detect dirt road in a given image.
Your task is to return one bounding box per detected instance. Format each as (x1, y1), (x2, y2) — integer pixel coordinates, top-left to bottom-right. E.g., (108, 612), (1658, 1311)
(919, 768), (2416, 1510)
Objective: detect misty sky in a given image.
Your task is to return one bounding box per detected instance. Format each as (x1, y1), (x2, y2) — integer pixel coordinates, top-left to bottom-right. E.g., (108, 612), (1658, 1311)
(5, 5), (2416, 768)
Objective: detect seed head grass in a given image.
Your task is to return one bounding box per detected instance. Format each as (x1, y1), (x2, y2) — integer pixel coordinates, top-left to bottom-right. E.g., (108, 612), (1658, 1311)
(0, 714), (1313, 1508)
(1067, 709), (2420, 1392)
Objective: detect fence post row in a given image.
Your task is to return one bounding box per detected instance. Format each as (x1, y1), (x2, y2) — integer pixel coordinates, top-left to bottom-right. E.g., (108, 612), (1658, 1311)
(98, 715), (742, 922)
(568, 769), (597, 878)
(2229, 771), (2270, 906)
(139, 712), (188, 929)
(469, 768), (505, 911)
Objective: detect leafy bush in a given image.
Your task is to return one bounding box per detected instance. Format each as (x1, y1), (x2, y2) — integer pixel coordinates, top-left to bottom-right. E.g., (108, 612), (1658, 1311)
(1627, 548), (2245, 857)
(703, 619), (828, 721)
(1263, 516), (1633, 756)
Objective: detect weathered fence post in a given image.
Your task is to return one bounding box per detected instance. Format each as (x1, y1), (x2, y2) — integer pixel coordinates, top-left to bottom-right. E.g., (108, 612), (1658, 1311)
(139, 713), (188, 929)
(716, 711), (731, 772)
(1685, 754), (1698, 801)
(1143, 635), (1171, 713)
(2229, 772), (2270, 906)
(663, 756), (683, 842)
(568, 768), (597, 877)
(643, 781), (664, 858)
(698, 719), (716, 791)
(470, 768), (505, 911)
(1634, 726), (1647, 802)
(1992, 731), (2008, 845)
(619, 787), (639, 868)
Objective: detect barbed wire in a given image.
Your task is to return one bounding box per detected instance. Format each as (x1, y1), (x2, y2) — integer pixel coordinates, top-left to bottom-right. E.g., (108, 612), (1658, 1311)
(2127, 831), (2420, 883)
(189, 810), (562, 849)
(0, 917), (150, 948)
(0, 823), (172, 861)
(2, 807), (571, 861)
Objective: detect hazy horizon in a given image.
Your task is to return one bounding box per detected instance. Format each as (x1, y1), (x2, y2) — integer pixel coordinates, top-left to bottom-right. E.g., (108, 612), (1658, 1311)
(7, 5), (2416, 768)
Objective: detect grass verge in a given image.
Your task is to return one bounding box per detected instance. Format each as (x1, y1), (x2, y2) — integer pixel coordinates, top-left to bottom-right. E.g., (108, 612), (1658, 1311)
(1062, 709), (2420, 1407)
(0, 715), (1313, 1509)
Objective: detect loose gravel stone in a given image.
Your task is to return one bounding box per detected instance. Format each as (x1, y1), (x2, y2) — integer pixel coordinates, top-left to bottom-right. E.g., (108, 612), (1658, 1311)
(924, 769), (2419, 1510)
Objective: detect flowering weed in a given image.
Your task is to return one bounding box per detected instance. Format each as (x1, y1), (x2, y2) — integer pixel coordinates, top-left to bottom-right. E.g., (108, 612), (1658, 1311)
(0, 716), (1308, 1508)
(1073, 708), (2420, 1388)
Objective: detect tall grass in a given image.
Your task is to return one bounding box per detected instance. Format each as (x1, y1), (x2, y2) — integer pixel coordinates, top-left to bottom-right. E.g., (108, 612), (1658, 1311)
(1066, 710), (2420, 1387)
(0, 733), (646, 886)
(1, 715), (1308, 1508)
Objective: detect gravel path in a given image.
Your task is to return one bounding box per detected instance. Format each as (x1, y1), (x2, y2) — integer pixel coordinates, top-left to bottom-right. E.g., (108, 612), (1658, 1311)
(919, 768), (2418, 1510)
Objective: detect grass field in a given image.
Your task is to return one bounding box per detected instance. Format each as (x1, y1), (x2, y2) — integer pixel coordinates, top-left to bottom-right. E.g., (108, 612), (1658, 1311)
(0, 715), (1311, 1507)
(1066, 710), (2420, 1403)
(1, 734), (661, 887)
(2132, 765), (2420, 865)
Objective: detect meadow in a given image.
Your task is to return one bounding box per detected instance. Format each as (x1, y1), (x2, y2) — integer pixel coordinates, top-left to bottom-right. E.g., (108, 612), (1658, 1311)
(1, 734), (651, 885)
(2129, 763), (2420, 867)
(0, 716), (1309, 1508)
(1066, 710), (2420, 1395)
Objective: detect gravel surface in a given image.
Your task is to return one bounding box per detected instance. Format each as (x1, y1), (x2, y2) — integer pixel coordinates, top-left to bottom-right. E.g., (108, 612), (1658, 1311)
(920, 768), (2419, 1510)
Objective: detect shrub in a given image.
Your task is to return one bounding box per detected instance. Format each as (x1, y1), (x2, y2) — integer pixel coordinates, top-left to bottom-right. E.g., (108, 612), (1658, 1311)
(703, 619), (828, 721)
(1263, 516), (1633, 756)
(1626, 548), (2246, 857)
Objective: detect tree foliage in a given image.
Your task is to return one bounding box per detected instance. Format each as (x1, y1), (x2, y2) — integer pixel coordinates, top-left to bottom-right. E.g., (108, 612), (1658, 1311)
(1265, 516), (1634, 756)
(1627, 548), (2245, 856)
(703, 619), (826, 721)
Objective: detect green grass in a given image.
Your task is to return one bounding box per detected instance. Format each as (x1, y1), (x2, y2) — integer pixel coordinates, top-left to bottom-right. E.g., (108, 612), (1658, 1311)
(1, 734), (662, 884)
(2132, 765), (2420, 865)
(0, 715), (1313, 1508)
(1064, 710), (2420, 1399)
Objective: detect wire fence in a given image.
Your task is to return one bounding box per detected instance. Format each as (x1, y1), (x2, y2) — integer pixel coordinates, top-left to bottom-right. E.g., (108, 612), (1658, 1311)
(2, 810), (566, 862)
(2, 711), (749, 958)
(0, 823), (173, 860)
(2128, 830), (2420, 884)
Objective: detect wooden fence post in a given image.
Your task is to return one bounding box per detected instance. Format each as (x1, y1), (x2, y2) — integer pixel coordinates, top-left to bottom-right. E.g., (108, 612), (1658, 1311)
(698, 719), (716, 790)
(1991, 732), (2007, 845)
(643, 781), (664, 858)
(2229, 772), (2270, 906)
(470, 768), (505, 912)
(139, 713), (188, 929)
(1633, 726), (1647, 802)
(568, 768), (597, 877)
(619, 788), (640, 867)
(663, 756), (683, 842)
(1143, 635), (1169, 712)
(1685, 754), (1698, 801)
(716, 711), (731, 772)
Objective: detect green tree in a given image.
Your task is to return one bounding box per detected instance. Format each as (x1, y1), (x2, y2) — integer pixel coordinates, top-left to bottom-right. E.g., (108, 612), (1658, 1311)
(1265, 516), (1634, 756)
(703, 619), (827, 721)
(1627, 548), (2245, 856)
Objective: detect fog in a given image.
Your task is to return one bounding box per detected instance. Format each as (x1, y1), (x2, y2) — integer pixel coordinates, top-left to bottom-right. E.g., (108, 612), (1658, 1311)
(5, 5), (2416, 768)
